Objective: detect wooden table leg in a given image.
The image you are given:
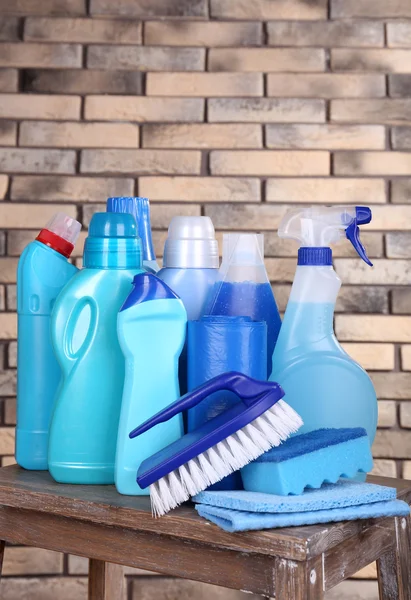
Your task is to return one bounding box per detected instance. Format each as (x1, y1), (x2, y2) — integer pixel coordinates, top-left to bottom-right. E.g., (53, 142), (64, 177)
(275, 555), (324, 600)
(0, 540), (5, 579)
(377, 515), (411, 600)
(88, 559), (125, 600)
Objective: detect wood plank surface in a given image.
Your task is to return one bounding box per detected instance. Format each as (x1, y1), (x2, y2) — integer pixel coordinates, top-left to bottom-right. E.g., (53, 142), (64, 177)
(377, 515), (411, 600)
(275, 555), (324, 600)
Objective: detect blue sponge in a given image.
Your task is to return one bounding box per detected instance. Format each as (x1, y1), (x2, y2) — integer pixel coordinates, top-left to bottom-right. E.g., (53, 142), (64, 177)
(241, 428), (373, 495)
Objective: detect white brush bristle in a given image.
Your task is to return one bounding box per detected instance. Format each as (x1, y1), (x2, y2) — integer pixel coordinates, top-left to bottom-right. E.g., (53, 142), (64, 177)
(149, 400), (303, 517)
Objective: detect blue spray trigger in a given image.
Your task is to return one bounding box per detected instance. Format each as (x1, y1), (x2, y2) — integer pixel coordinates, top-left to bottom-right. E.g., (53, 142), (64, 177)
(345, 206), (373, 267)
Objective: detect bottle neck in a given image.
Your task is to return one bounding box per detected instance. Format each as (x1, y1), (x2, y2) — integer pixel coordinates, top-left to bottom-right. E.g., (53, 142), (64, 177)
(83, 237), (142, 269)
(36, 229), (73, 258)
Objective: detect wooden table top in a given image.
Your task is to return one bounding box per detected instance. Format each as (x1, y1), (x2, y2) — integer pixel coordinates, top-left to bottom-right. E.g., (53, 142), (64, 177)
(0, 466), (410, 562)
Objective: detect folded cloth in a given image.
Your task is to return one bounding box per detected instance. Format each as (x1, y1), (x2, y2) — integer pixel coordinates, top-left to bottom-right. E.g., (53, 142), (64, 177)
(194, 479), (396, 514)
(195, 499), (410, 532)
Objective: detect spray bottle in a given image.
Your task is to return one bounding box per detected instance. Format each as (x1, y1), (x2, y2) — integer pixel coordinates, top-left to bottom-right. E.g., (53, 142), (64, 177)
(270, 206), (378, 442)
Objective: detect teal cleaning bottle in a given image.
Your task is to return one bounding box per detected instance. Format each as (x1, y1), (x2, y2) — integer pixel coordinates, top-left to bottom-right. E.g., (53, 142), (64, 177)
(48, 213), (144, 484)
(116, 273), (186, 495)
(106, 196), (160, 273)
(270, 206), (378, 443)
(16, 213), (81, 470)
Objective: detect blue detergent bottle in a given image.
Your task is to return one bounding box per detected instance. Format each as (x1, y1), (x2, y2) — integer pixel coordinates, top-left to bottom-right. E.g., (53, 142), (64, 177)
(270, 206), (378, 443)
(16, 213), (81, 470)
(48, 212), (144, 484)
(116, 273), (187, 495)
(106, 196), (160, 273)
(205, 233), (281, 378)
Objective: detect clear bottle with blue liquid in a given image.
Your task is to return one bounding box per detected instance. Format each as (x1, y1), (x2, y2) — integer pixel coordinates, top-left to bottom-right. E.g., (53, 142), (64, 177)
(270, 206), (378, 443)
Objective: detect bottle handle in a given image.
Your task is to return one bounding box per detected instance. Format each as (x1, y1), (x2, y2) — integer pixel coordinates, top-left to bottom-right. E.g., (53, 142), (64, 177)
(61, 297), (98, 370)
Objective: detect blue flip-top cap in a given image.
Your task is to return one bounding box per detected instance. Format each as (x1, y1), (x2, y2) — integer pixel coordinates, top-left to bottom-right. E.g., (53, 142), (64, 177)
(356, 206), (372, 225)
(120, 272), (178, 311)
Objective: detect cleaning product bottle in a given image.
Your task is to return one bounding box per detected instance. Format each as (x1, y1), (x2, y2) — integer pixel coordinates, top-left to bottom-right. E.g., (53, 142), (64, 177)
(16, 213), (81, 470)
(106, 196), (160, 273)
(157, 216), (219, 394)
(48, 212), (144, 484)
(270, 206), (378, 442)
(205, 233), (281, 378)
(116, 273), (187, 495)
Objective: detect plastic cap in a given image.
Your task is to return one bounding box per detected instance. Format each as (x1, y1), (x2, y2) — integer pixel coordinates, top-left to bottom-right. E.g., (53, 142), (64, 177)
(84, 212), (142, 269)
(45, 212), (81, 245)
(120, 273), (178, 311)
(88, 212), (137, 239)
(298, 247), (332, 266)
(163, 216), (219, 269)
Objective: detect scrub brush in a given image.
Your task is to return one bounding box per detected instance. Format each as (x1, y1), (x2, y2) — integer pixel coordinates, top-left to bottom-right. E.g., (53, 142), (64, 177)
(129, 372), (303, 516)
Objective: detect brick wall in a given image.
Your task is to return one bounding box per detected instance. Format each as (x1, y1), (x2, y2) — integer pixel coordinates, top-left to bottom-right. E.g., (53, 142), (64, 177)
(0, 0), (410, 598)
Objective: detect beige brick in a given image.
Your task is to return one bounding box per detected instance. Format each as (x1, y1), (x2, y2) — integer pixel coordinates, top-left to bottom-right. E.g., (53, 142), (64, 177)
(0, 0), (86, 15)
(336, 315), (411, 342)
(402, 346), (411, 371)
(88, 46), (204, 71)
(209, 98), (325, 124)
(377, 401), (397, 427)
(149, 204), (201, 229)
(387, 23), (411, 48)
(7, 342), (16, 367)
(391, 179), (411, 203)
(386, 233), (411, 259)
(145, 21), (262, 47)
(11, 176), (134, 201)
(20, 121), (139, 148)
(205, 204), (288, 230)
(404, 461), (411, 479)
(147, 72), (262, 97)
(139, 177), (260, 202)
(0, 121), (16, 146)
(0, 577), (87, 600)
(400, 401), (411, 427)
(24, 68), (142, 95)
(332, 99), (411, 125)
(393, 289), (411, 314)
(0, 203), (76, 229)
(0, 17), (19, 41)
(336, 258), (411, 285)
(3, 548), (63, 576)
(0, 370), (16, 395)
(266, 124), (385, 150)
(0, 94), (80, 120)
(25, 17), (141, 43)
(209, 48), (325, 72)
(371, 373), (411, 399)
(210, 151), (329, 176)
(0, 68), (18, 92)
(332, 49), (411, 73)
(142, 124), (262, 149)
(392, 127), (411, 150)
(91, 0), (206, 17)
(0, 174), (8, 199)
(0, 427), (15, 454)
(267, 73), (385, 98)
(389, 75), (411, 98)
(326, 581), (379, 599)
(0, 149), (75, 174)
(85, 96), (203, 123)
(0, 313), (17, 338)
(373, 430), (411, 459)
(371, 459), (397, 478)
(268, 21), (383, 47)
(0, 259), (18, 284)
(341, 343), (395, 371)
(353, 562), (377, 579)
(6, 286), (16, 311)
(332, 0), (411, 18)
(335, 152), (411, 176)
(266, 178), (386, 204)
(0, 43), (81, 68)
(364, 206), (411, 230)
(210, 0), (327, 19)
(2, 456), (16, 467)
(132, 577), (257, 600)
(81, 149), (200, 175)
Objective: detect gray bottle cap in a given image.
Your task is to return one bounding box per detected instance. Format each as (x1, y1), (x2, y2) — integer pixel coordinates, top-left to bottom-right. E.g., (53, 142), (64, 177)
(163, 216), (219, 269)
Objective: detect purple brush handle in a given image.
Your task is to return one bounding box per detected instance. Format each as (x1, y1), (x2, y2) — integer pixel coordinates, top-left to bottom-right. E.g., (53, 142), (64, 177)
(129, 372), (278, 439)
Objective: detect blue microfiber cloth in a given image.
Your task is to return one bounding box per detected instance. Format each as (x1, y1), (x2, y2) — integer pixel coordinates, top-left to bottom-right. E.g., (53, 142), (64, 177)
(195, 479), (396, 513)
(195, 500), (410, 532)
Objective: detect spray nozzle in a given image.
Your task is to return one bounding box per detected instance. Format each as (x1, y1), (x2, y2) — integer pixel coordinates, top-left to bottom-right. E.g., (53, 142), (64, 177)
(278, 205), (373, 266)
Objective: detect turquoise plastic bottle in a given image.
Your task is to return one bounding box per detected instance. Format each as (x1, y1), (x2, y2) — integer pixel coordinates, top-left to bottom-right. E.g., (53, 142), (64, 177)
(16, 213), (81, 470)
(48, 213), (143, 484)
(116, 273), (186, 495)
(270, 206), (378, 443)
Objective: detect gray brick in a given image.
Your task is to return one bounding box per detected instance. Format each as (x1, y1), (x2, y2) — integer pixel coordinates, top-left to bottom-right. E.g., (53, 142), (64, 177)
(392, 289), (411, 314)
(210, 0), (327, 20)
(24, 69), (143, 95)
(209, 98), (325, 123)
(332, 49), (411, 73)
(6, 285), (16, 311)
(0, 286), (4, 311)
(87, 45), (205, 71)
(0, 17), (20, 40)
(0, 231), (5, 255)
(132, 578), (255, 600)
(145, 21), (262, 47)
(0, 371), (16, 395)
(80, 149), (201, 175)
(0, 577), (87, 600)
(371, 373), (411, 399)
(4, 397), (16, 425)
(8, 341), (16, 368)
(0, 149), (75, 174)
(271, 284), (290, 312)
(0, 42), (82, 68)
(336, 287), (389, 314)
(387, 23), (411, 48)
(332, 0), (411, 18)
(389, 75), (411, 98)
(392, 127), (411, 149)
(391, 179), (411, 203)
(8, 232), (38, 256)
(266, 124), (384, 150)
(373, 430), (411, 458)
(0, 69), (18, 92)
(267, 21), (383, 47)
(0, 120), (17, 145)
(91, 0), (207, 18)
(83, 202), (201, 229)
(24, 17), (142, 44)
(82, 204), (105, 227)
(205, 204), (288, 230)
(386, 233), (411, 258)
(0, 0), (86, 15)
(325, 580), (378, 600)
(332, 100), (411, 124)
